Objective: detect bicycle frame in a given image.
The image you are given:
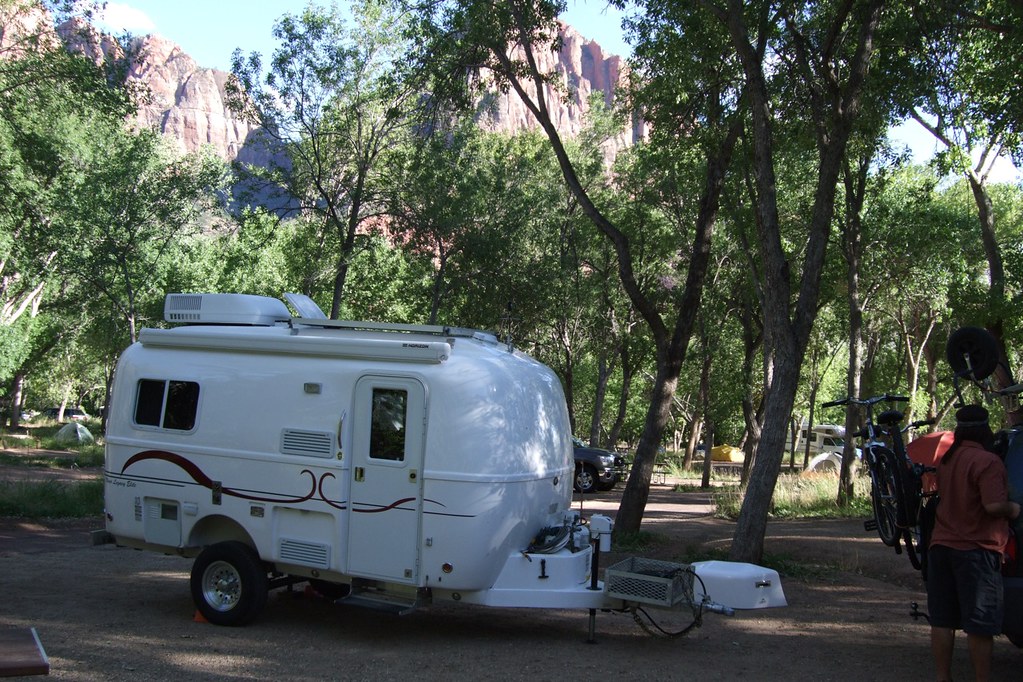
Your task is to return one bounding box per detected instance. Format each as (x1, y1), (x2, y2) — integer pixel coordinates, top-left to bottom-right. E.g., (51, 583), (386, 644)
(822, 394), (933, 570)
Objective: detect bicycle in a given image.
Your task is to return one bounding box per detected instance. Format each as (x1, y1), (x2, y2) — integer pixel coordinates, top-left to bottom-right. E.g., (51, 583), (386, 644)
(822, 395), (935, 570)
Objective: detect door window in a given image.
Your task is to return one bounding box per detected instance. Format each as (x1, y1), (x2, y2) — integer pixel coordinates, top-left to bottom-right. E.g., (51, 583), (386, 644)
(369, 388), (407, 461)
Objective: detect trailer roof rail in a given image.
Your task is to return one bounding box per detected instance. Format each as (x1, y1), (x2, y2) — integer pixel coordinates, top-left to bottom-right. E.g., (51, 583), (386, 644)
(164, 293), (498, 344)
(291, 317), (497, 343)
(139, 328), (452, 363)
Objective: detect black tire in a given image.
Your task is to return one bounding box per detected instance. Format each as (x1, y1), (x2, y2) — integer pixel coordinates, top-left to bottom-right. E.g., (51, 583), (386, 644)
(190, 541), (269, 626)
(1007, 632), (1023, 649)
(946, 326), (999, 381)
(901, 526), (923, 571)
(574, 464), (598, 494)
(870, 453), (900, 547)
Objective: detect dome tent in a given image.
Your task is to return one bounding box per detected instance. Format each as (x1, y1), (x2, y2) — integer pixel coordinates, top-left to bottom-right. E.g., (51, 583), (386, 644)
(54, 422), (94, 446)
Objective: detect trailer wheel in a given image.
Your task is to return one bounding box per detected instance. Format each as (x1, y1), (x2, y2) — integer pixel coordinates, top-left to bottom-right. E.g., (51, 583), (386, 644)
(190, 541), (268, 626)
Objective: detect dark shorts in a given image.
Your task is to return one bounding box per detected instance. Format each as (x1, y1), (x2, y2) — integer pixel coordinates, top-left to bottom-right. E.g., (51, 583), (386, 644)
(926, 545), (1004, 635)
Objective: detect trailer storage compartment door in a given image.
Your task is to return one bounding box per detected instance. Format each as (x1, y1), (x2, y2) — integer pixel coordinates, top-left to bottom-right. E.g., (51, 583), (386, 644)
(347, 376), (426, 583)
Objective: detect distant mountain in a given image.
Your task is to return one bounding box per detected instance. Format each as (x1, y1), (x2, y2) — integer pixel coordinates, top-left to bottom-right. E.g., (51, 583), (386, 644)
(53, 18), (636, 164)
(478, 22), (645, 160)
(55, 18), (264, 165)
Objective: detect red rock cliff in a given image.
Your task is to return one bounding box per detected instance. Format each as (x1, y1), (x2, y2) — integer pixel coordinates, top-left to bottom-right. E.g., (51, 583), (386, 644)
(45, 16), (634, 163)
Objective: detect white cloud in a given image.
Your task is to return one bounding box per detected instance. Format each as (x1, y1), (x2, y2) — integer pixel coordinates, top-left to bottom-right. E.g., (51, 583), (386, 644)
(97, 3), (156, 33)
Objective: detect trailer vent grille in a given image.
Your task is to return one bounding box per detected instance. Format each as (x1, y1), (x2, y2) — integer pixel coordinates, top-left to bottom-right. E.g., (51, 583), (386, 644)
(279, 538), (330, 569)
(280, 429), (334, 458)
(165, 294), (203, 322)
(167, 294), (203, 311)
(604, 557), (695, 608)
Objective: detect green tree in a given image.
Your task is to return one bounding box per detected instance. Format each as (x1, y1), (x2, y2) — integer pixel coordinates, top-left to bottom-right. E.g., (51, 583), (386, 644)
(406, 0), (745, 535)
(698, 0), (892, 563)
(0, 0), (136, 423)
(229, 1), (417, 318)
(910, 0), (1023, 421)
(0, 2), (132, 325)
(49, 123), (227, 346)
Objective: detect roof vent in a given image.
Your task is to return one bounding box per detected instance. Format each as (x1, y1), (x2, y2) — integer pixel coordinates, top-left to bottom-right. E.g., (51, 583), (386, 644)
(164, 293), (291, 326)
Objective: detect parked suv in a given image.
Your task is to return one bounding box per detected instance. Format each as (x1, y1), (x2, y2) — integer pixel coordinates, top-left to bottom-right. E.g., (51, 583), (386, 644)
(572, 437), (623, 494)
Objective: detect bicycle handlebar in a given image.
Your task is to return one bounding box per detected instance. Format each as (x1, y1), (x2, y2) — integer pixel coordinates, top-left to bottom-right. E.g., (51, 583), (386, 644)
(821, 398), (848, 408)
(822, 394), (909, 409)
(997, 383), (1023, 396)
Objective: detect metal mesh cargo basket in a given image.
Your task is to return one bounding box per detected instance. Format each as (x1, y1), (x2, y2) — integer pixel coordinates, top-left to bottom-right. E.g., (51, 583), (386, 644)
(604, 557), (694, 608)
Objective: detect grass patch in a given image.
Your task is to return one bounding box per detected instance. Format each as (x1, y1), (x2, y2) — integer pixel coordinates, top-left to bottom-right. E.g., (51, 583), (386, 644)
(612, 530), (667, 553)
(0, 479), (104, 518)
(0, 448), (103, 469)
(663, 459), (743, 488)
(1, 422), (104, 468)
(759, 551), (845, 583)
(712, 472), (873, 520)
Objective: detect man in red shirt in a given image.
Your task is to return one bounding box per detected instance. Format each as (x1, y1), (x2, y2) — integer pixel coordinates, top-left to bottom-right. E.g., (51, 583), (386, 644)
(928, 405), (1021, 682)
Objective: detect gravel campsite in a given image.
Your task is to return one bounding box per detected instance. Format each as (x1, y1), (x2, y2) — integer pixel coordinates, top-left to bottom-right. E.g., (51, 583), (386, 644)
(2, 469), (1020, 681)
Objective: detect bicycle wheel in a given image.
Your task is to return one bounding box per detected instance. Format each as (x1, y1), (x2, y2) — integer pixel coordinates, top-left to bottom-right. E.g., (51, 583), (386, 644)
(870, 454), (900, 547)
(885, 450), (911, 528)
(901, 526), (923, 570)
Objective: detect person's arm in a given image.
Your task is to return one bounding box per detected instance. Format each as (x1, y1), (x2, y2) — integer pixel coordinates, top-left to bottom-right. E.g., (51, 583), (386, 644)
(984, 500), (1021, 520)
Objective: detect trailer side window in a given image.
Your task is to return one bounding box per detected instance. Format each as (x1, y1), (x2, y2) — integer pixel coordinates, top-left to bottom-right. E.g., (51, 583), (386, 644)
(369, 388), (406, 461)
(135, 380), (165, 426)
(134, 379), (200, 431)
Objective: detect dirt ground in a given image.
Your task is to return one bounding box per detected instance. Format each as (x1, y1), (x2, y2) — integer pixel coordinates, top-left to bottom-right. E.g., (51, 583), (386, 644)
(1, 469), (1021, 681)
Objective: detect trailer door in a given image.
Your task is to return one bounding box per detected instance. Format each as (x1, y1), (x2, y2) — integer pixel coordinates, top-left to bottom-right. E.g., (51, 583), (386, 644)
(347, 375), (425, 583)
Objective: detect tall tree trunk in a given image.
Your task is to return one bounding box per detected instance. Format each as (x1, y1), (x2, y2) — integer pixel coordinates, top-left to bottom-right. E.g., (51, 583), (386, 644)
(8, 372), (25, 429)
(967, 171), (1004, 305)
(685, 417), (703, 469)
(723, 0), (885, 563)
(966, 173), (1021, 425)
(562, 339), (576, 435)
(840, 318), (863, 504)
(701, 419), (715, 489)
(699, 334), (714, 489)
(839, 156), (868, 504)
(617, 356), (682, 529)
(607, 343), (635, 448)
(738, 300), (763, 483)
(428, 245), (449, 325)
(589, 353), (611, 446)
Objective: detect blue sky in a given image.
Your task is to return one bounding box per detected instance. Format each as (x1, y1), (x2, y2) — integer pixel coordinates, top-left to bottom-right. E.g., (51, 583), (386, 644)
(96, 0), (631, 70)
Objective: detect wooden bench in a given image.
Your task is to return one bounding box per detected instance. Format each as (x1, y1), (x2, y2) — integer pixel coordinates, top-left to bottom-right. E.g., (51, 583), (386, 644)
(0, 628), (49, 677)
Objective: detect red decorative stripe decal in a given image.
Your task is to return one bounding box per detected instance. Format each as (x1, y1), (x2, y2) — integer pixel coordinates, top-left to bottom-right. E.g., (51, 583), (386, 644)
(121, 450), (323, 505)
(119, 451), (451, 515)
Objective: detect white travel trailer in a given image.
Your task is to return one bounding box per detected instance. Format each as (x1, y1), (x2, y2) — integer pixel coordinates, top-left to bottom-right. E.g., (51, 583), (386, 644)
(795, 423), (860, 473)
(103, 293), (785, 630)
